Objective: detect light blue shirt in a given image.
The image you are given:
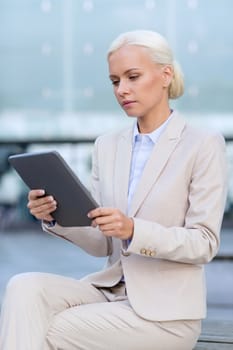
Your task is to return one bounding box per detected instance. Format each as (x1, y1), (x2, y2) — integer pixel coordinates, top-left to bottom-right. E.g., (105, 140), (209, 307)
(127, 113), (173, 211)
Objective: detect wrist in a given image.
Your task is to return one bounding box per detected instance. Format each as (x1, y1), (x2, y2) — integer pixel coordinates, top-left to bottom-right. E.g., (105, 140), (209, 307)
(44, 219), (56, 227)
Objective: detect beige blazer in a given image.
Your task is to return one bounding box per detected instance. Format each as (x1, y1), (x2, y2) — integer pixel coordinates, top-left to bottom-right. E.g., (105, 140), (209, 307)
(45, 112), (227, 321)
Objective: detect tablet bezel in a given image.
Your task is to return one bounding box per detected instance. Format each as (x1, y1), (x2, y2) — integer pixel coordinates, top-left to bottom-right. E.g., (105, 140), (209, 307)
(8, 150), (98, 227)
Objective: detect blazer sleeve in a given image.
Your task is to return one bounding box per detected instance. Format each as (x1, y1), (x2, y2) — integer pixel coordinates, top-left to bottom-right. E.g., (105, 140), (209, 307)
(42, 138), (113, 258)
(127, 132), (228, 264)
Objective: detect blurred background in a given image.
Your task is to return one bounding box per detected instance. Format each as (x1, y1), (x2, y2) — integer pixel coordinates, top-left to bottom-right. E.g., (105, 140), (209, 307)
(0, 0), (232, 321)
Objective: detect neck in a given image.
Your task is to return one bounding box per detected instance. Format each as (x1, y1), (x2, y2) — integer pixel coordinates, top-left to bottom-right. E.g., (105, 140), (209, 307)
(137, 106), (172, 134)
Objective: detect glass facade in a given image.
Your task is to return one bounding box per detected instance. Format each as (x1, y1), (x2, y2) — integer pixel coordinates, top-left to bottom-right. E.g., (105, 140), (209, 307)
(0, 0), (233, 206)
(0, 0), (232, 116)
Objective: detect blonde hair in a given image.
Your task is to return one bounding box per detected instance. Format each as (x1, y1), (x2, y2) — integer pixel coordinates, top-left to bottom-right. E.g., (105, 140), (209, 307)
(107, 30), (184, 99)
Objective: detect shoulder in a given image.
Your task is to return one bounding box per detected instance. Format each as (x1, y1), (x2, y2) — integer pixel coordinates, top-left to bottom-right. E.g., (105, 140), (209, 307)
(165, 111), (225, 154)
(181, 120), (227, 181)
(176, 112), (226, 149)
(187, 125), (225, 152)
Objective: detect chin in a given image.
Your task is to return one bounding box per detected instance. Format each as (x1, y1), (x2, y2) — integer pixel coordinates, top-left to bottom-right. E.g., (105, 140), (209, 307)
(124, 111), (138, 118)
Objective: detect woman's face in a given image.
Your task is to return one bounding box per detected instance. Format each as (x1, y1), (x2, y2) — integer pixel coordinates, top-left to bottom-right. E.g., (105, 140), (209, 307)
(108, 45), (172, 120)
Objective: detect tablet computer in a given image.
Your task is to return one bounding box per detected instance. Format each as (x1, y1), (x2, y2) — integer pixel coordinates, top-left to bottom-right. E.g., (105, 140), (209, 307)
(8, 150), (98, 227)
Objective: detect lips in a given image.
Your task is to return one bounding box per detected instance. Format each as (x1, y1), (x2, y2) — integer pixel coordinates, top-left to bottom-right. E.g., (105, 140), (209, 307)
(122, 100), (136, 107)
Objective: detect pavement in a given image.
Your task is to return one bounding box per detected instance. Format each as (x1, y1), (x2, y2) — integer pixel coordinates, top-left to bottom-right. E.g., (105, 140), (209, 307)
(0, 222), (233, 321)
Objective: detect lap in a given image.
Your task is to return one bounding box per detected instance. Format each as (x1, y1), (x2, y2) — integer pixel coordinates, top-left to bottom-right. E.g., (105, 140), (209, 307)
(46, 300), (201, 350)
(4, 272), (201, 350)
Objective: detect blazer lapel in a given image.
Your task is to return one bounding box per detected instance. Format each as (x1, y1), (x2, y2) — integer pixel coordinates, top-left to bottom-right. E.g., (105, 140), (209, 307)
(114, 127), (134, 214)
(129, 113), (186, 217)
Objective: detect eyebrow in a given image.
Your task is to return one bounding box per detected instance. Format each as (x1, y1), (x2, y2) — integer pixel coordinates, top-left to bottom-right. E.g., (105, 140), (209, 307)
(109, 68), (141, 79)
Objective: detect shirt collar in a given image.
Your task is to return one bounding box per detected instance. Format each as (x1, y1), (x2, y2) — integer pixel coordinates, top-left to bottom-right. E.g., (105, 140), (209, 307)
(132, 110), (174, 144)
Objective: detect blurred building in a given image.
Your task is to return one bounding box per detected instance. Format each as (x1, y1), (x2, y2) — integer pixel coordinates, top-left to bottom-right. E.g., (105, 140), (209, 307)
(0, 0), (233, 222)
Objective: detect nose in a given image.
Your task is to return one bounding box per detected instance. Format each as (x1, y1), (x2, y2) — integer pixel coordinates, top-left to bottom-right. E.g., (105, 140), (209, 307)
(116, 79), (129, 96)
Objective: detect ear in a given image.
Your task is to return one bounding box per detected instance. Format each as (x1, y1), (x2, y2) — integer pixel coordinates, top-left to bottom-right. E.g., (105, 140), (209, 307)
(162, 65), (173, 87)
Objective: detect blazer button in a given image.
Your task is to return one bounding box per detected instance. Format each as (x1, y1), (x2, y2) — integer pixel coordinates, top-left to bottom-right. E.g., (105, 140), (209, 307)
(140, 248), (146, 255)
(150, 250), (156, 257)
(146, 249), (151, 256)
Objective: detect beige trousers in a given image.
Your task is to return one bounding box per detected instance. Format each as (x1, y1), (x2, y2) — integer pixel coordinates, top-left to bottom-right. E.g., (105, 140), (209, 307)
(0, 272), (201, 350)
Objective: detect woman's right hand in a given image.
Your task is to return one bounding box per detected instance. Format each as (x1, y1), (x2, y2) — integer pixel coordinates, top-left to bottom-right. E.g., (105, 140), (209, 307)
(27, 189), (57, 221)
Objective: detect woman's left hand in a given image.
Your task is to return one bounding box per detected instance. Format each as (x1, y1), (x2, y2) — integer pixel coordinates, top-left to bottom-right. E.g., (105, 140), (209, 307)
(88, 207), (134, 240)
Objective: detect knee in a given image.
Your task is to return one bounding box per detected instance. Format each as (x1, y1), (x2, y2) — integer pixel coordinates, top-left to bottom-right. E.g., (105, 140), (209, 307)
(45, 332), (57, 350)
(45, 312), (73, 349)
(45, 320), (61, 350)
(5, 272), (47, 301)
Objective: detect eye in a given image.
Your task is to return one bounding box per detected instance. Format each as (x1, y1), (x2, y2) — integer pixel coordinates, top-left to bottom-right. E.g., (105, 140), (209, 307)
(129, 75), (139, 81)
(111, 80), (119, 86)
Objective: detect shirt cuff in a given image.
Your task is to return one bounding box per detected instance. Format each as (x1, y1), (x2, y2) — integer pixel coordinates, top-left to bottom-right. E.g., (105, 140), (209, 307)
(43, 220), (56, 227)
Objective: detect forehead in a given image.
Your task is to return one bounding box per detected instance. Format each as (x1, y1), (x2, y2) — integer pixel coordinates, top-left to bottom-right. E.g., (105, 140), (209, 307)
(108, 45), (155, 74)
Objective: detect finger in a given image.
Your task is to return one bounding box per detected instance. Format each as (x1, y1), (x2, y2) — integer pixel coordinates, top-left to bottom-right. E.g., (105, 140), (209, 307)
(29, 201), (57, 219)
(91, 220), (97, 228)
(28, 189), (45, 201)
(33, 212), (54, 221)
(30, 201), (57, 214)
(43, 214), (54, 221)
(101, 230), (115, 237)
(98, 223), (116, 232)
(93, 214), (115, 226)
(102, 220), (123, 231)
(88, 207), (113, 219)
(27, 196), (55, 210)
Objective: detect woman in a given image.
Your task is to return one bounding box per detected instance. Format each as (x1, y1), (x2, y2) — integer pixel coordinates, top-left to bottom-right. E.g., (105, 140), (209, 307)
(0, 30), (227, 349)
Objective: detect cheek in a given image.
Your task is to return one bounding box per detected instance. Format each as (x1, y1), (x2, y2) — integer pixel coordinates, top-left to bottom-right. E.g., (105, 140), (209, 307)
(150, 74), (164, 88)
(141, 73), (163, 92)
(148, 78), (165, 98)
(113, 89), (121, 103)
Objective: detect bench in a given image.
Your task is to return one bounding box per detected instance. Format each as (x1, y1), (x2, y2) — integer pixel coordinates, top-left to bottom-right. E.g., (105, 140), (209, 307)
(194, 320), (233, 349)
